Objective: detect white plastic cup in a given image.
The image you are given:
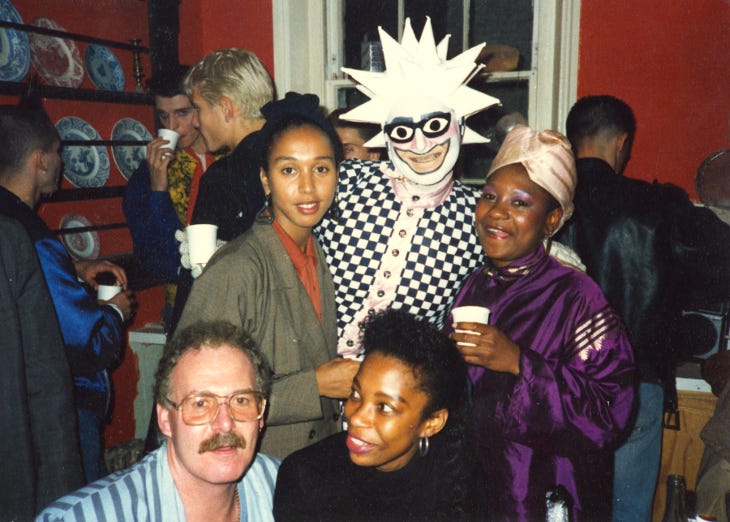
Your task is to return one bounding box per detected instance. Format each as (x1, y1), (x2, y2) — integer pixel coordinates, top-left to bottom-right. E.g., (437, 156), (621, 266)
(157, 128), (180, 152)
(97, 284), (122, 301)
(451, 306), (490, 325)
(186, 224), (218, 265)
(451, 306), (490, 346)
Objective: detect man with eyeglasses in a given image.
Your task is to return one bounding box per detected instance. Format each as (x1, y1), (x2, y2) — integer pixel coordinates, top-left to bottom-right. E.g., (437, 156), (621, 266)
(38, 320), (279, 521)
(123, 65), (214, 329)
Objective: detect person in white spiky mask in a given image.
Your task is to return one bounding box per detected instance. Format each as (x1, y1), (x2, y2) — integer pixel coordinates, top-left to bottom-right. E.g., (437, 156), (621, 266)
(315, 18), (499, 357)
(340, 16), (499, 186)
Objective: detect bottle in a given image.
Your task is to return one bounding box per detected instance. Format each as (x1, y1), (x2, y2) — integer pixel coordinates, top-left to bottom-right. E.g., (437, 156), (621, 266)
(545, 485), (571, 522)
(661, 474), (688, 522)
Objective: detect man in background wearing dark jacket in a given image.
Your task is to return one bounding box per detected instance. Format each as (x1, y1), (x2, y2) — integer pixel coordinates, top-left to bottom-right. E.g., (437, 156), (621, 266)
(556, 95), (730, 521)
(0, 105), (136, 482)
(0, 215), (83, 520)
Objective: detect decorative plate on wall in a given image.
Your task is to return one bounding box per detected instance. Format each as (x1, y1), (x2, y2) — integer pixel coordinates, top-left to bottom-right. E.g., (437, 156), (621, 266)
(0, 0), (30, 81)
(85, 44), (125, 91)
(56, 116), (110, 188)
(29, 17), (84, 88)
(59, 213), (100, 260)
(111, 117), (151, 180)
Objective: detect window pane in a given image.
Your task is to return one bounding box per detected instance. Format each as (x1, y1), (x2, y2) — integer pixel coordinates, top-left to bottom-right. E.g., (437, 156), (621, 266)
(459, 79), (529, 183)
(336, 85), (371, 109)
(404, 1), (463, 59)
(470, 0), (533, 70)
(343, 0), (398, 69)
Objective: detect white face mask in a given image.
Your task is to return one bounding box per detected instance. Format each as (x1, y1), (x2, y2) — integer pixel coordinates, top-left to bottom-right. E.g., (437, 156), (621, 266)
(384, 99), (462, 186)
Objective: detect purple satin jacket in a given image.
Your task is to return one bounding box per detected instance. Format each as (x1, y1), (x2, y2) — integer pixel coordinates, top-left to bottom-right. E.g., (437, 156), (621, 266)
(448, 245), (636, 521)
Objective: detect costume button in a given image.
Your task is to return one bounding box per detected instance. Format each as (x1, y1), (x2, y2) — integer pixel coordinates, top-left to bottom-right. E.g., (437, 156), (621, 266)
(391, 249), (400, 257)
(308, 429), (316, 439)
(346, 339), (354, 347)
(377, 290), (385, 298)
(368, 308), (376, 316)
(412, 195), (420, 202)
(384, 271), (391, 278)
(399, 229), (407, 238)
(406, 209), (414, 217)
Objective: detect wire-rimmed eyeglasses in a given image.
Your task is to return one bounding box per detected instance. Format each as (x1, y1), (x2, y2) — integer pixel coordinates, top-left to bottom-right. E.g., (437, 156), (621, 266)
(165, 390), (267, 425)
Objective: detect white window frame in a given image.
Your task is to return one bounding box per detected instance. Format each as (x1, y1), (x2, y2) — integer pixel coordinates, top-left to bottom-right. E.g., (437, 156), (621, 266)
(272, 0), (580, 132)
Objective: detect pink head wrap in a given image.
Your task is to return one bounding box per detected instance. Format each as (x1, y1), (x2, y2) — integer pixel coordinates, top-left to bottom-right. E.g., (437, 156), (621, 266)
(487, 125), (576, 232)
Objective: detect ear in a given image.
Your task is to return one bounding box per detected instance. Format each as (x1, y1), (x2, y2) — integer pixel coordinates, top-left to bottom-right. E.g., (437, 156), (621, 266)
(30, 149), (46, 172)
(157, 403), (173, 438)
(259, 167), (270, 195)
(421, 408), (448, 438)
(615, 132), (630, 153)
(544, 207), (563, 237)
(219, 95), (235, 121)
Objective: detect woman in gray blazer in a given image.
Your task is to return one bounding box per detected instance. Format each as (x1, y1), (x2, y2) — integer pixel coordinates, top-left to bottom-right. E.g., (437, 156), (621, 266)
(177, 93), (360, 459)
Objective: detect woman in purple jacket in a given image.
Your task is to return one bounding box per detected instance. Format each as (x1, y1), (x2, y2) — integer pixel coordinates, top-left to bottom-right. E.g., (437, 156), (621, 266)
(449, 126), (636, 521)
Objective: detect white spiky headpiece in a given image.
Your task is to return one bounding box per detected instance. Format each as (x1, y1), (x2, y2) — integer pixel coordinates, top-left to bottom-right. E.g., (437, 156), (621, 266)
(341, 17), (500, 148)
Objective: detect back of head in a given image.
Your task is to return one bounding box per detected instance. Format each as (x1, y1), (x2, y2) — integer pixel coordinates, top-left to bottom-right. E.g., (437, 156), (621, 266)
(146, 64), (190, 98)
(183, 48), (274, 120)
(0, 105), (58, 179)
(566, 95), (636, 152)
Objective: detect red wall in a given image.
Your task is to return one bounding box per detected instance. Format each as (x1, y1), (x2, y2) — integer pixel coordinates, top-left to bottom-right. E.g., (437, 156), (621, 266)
(179, 0), (274, 76)
(577, 0), (730, 198)
(7, 0), (164, 447)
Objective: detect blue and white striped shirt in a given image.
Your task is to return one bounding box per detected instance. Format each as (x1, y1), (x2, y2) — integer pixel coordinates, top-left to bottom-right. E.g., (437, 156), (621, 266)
(37, 443), (279, 521)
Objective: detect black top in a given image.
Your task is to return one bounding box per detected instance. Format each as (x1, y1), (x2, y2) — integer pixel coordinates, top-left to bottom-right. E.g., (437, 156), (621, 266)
(169, 130), (265, 334)
(190, 130), (265, 240)
(556, 158), (730, 384)
(273, 432), (487, 522)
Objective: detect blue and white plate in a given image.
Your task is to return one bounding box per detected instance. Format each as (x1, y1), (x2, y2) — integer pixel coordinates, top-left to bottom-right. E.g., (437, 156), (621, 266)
(56, 116), (110, 188)
(111, 117), (152, 180)
(84, 44), (125, 92)
(0, 0), (30, 82)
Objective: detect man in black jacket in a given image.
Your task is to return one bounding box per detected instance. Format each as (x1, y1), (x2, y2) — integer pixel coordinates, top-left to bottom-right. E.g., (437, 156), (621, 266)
(145, 49), (275, 451)
(556, 95), (730, 521)
(169, 48), (275, 333)
(0, 216), (83, 519)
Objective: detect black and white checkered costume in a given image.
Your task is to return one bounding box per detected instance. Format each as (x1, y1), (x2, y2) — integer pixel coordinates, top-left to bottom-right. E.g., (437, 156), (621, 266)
(315, 159), (484, 357)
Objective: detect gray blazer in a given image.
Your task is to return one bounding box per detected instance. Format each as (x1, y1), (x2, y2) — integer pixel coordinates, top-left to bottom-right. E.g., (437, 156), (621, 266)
(177, 221), (340, 459)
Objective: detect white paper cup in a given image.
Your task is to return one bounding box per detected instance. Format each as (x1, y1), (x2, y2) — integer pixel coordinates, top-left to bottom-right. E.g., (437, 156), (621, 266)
(157, 128), (180, 152)
(186, 224), (218, 265)
(452, 306), (490, 346)
(452, 306), (490, 325)
(97, 284), (122, 301)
